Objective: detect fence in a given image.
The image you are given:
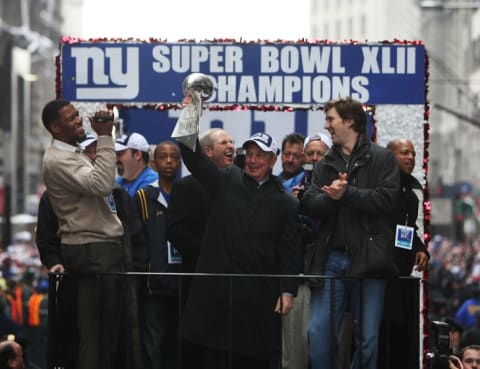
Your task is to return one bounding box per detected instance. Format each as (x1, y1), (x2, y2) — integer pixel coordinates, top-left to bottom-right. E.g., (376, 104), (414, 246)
(45, 272), (423, 369)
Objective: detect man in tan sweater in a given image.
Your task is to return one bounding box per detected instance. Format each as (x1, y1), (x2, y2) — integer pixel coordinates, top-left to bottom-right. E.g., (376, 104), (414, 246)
(41, 99), (134, 369)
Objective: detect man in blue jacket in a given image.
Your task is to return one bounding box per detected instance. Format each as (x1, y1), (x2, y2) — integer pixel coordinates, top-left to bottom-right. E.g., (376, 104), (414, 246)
(115, 132), (158, 197)
(300, 97), (400, 369)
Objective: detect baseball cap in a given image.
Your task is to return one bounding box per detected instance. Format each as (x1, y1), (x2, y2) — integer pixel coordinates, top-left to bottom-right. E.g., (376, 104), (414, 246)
(78, 133), (97, 150)
(242, 132), (280, 155)
(115, 132), (150, 152)
(304, 132), (332, 150)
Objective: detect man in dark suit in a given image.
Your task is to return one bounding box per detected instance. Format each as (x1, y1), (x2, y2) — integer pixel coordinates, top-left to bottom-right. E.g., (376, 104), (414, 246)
(379, 139), (429, 369)
(166, 128), (235, 290)
(166, 128), (235, 369)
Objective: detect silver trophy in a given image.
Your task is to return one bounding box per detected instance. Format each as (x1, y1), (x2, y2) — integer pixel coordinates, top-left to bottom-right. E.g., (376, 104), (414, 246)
(171, 73), (214, 150)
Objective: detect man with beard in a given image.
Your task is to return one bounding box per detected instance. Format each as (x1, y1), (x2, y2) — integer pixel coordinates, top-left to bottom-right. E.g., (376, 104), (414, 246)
(115, 132), (158, 197)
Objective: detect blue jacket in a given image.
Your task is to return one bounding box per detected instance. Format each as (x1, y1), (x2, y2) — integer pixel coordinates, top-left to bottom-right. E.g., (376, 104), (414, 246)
(117, 167), (158, 197)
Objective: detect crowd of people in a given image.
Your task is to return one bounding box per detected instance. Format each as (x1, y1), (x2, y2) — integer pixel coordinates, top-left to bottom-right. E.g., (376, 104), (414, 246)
(0, 95), (479, 369)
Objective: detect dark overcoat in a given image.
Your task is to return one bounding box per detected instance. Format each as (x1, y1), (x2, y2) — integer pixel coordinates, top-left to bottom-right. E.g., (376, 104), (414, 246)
(178, 143), (303, 361)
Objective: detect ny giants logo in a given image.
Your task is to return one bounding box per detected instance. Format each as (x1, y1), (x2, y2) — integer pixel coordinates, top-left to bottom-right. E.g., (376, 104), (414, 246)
(70, 46), (139, 100)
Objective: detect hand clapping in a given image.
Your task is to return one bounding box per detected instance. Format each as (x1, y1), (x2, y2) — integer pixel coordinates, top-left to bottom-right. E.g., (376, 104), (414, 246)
(321, 172), (347, 200)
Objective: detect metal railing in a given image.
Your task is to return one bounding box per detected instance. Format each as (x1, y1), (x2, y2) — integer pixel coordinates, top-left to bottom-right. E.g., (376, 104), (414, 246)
(45, 272), (423, 369)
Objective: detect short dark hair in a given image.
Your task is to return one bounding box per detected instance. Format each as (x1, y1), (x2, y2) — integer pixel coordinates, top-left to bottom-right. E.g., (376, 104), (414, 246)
(460, 344), (480, 359)
(0, 342), (16, 369)
(41, 99), (71, 133)
(281, 133), (305, 152)
(324, 96), (366, 134)
(154, 140), (180, 160)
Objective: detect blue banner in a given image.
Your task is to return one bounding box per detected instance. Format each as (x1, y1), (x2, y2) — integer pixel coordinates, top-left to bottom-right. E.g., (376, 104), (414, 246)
(61, 42), (425, 105)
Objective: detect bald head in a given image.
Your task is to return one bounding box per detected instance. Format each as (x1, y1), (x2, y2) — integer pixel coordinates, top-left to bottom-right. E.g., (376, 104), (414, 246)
(387, 139), (416, 175)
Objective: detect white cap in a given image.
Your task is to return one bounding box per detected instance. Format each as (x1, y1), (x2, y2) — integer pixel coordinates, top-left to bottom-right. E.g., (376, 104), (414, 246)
(78, 133), (97, 150)
(242, 132), (280, 155)
(304, 132), (332, 150)
(115, 132), (150, 152)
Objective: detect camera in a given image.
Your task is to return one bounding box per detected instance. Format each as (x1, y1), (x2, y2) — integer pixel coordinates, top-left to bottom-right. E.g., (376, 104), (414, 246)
(303, 163), (314, 190)
(92, 107), (119, 123)
(234, 148), (246, 169)
(92, 114), (111, 123)
(428, 321), (453, 369)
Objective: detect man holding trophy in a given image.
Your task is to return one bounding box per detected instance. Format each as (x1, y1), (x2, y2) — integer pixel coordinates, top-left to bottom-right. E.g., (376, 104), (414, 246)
(172, 73), (303, 369)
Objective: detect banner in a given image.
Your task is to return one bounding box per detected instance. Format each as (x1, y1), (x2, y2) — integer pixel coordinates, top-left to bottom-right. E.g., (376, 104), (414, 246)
(60, 42), (425, 105)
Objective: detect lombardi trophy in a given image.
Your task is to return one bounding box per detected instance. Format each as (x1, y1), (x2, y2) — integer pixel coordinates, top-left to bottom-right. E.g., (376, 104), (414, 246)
(171, 73), (214, 150)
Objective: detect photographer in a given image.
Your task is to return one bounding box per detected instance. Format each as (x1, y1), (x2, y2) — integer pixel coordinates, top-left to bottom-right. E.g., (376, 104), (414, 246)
(458, 345), (480, 369)
(281, 132), (332, 369)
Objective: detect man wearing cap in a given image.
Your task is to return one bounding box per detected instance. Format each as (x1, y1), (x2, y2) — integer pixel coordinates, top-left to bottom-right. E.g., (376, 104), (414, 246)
(176, 130), (302, 369)
(304, 132), (332, 166)
(115, 132), (159, 197)
(300, 97), (400, 369)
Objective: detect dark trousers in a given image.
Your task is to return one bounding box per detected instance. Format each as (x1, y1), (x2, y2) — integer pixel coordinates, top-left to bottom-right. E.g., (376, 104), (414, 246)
(138, 294), (179, 369)
(60, 241), (129, 369)
(378, 278), (420, 369)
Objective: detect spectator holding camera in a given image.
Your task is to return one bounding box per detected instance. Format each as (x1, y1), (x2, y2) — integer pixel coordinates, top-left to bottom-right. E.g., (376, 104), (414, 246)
(449, 345), (480, 369)
(281, 132), (332, 369)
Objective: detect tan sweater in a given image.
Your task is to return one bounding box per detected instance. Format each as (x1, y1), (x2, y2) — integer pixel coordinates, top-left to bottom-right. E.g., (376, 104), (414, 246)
(42, 135), (123, 244)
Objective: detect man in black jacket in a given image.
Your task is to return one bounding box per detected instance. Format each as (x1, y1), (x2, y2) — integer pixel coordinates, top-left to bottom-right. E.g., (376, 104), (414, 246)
(378, 139), (429, 369)
(176, 131), (303, 369)
(165, 128), (234, 369)
(300, 97), (400, 369)
(166, 128), (235, 281)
